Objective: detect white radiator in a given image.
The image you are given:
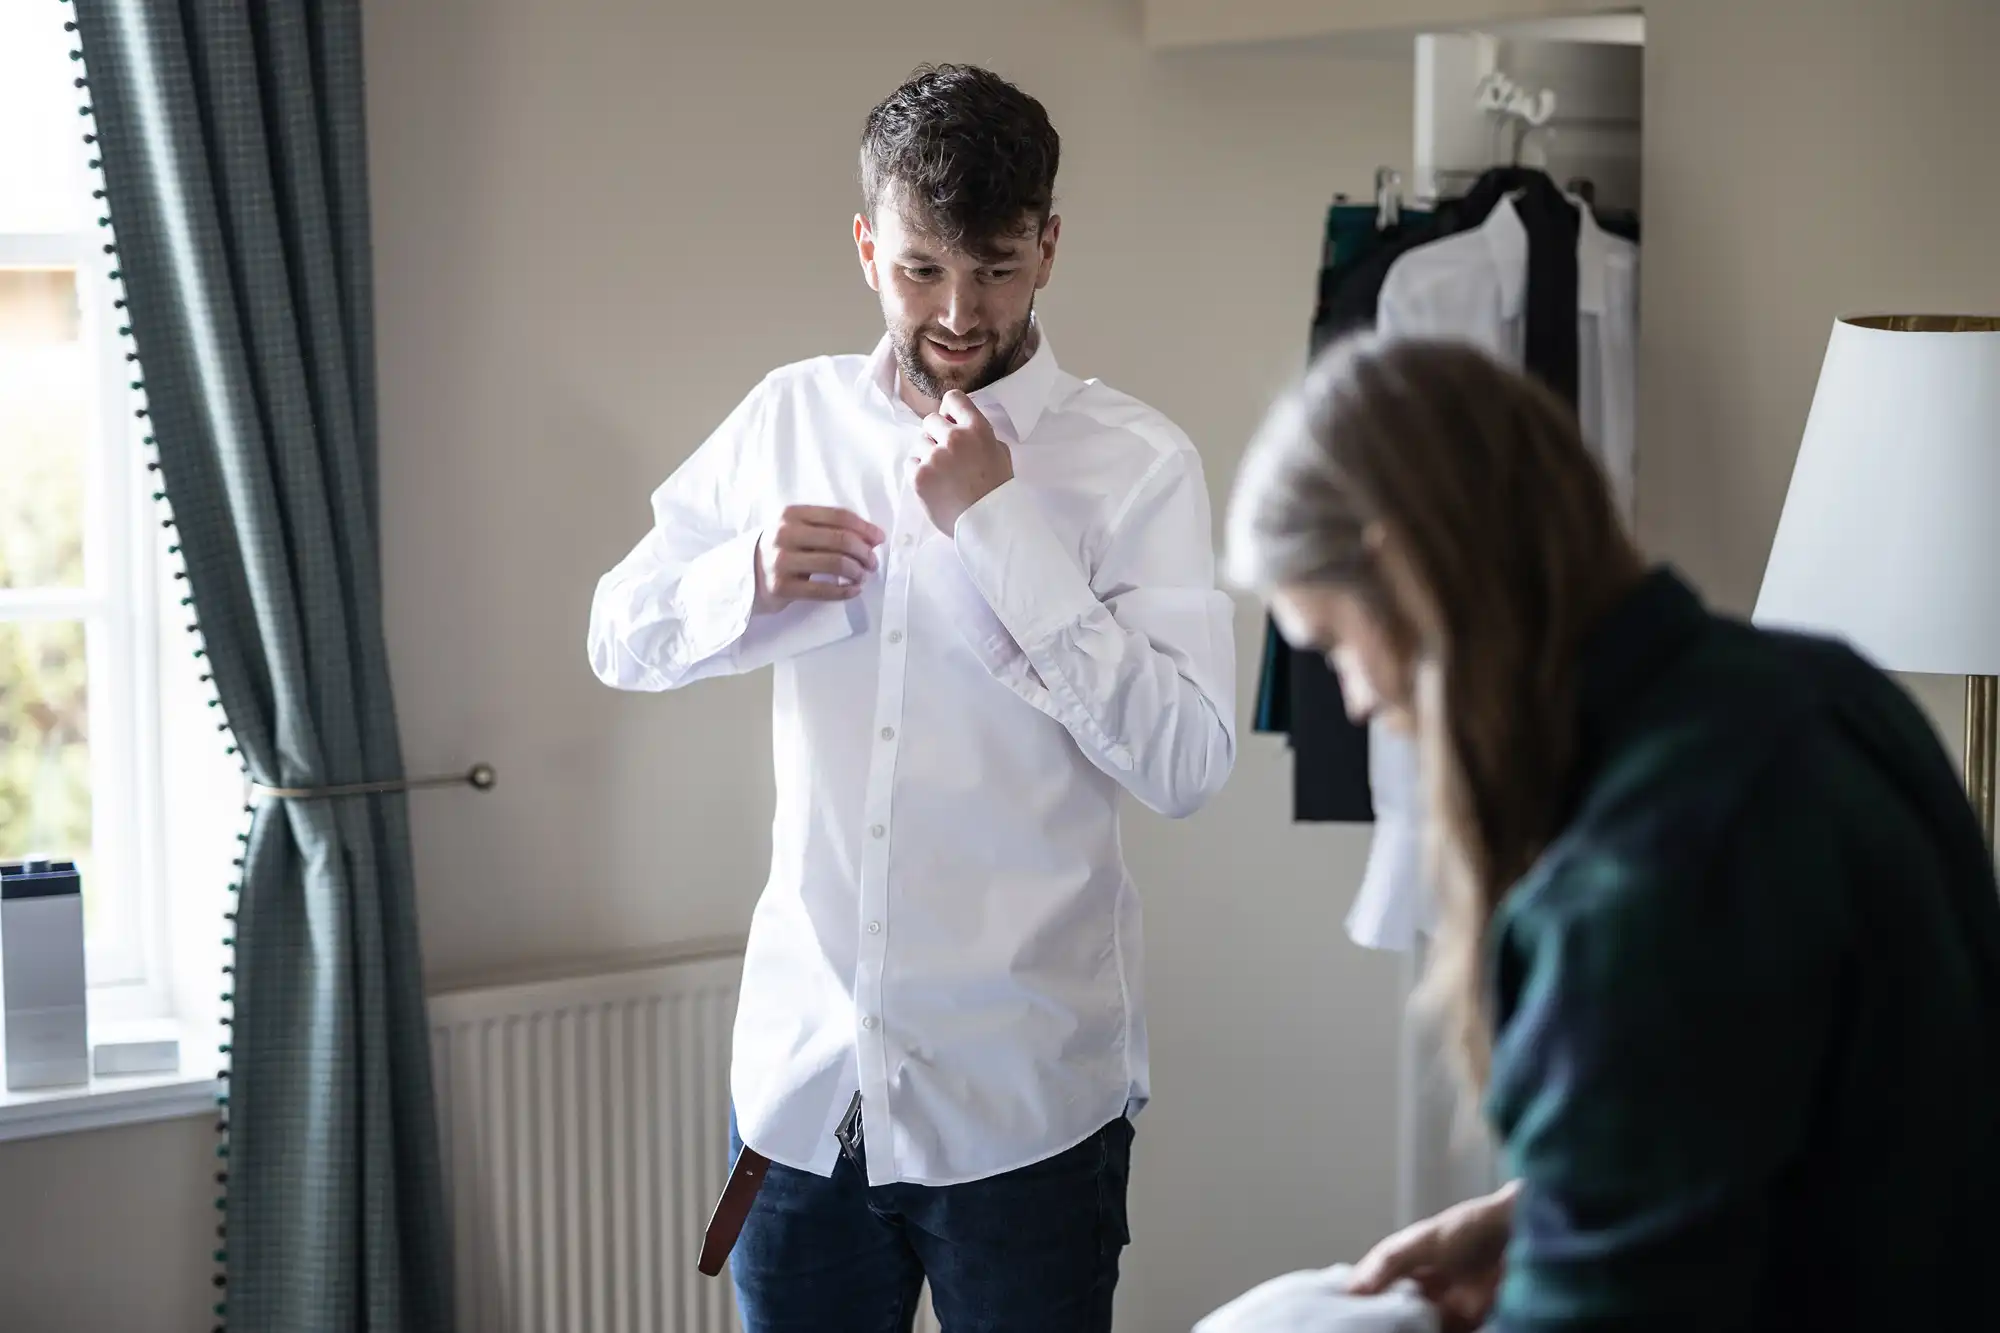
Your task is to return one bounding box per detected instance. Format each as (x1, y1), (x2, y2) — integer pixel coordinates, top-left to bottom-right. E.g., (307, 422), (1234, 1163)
(429, 949), (941, 1333)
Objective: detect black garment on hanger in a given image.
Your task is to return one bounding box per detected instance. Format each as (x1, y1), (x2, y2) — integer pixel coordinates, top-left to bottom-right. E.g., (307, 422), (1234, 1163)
(1595, 209), (1640, 244)
(1271, 182), (1533, 824)
(1508, 172), (1582, 409)
(1257, 204), (1432, 742)
(1260, 168), (1592, 824)
(1262, 202), (1444, 822)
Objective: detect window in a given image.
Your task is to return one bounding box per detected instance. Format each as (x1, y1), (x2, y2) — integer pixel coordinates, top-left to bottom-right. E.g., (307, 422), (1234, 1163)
(1, 5), (240, 1043)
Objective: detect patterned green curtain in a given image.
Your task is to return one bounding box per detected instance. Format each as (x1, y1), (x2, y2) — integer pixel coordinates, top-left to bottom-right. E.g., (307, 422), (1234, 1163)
(67, 1), (453, 1327)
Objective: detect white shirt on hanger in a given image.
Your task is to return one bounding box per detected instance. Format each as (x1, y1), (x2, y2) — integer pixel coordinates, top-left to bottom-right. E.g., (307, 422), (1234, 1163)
(1349, 193), (1639, 952)
(588, 331), (1236, 1185)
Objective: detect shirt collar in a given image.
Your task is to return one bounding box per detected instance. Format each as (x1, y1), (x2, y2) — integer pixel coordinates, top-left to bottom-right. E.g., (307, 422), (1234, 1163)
(855, 324), (1062, 445)
(1481, 192), (1612, 320)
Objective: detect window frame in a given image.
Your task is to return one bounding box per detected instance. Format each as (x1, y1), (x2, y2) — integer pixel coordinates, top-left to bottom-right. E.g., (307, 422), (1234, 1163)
(0, 227), (174, 1022)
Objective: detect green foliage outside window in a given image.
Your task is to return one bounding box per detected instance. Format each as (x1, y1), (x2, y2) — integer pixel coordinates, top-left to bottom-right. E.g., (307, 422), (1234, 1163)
(0, 267), (94, 881)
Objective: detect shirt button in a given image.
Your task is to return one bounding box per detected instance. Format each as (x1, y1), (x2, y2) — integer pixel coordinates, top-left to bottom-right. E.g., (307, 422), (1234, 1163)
(870, 824), (885, 839)
(886, 630), (904, 645)
(899, 534), (916, 547)
(867, 920), (882, 935)
(880, 726), (895, 742)
(861, 1016), (878, 1031)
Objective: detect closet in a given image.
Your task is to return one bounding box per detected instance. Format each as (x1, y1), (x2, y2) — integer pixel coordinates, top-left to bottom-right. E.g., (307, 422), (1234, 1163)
(1250, 14), (1646, 1227)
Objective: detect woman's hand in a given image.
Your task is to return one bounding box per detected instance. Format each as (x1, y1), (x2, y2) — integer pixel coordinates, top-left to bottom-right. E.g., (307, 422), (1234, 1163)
(1347, 1181), (1518, 1333)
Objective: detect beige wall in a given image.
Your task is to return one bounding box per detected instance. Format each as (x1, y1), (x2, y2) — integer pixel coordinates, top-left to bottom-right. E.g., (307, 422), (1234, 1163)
(1638, 0), (2000, 614)
(365, 3), (1414, 1325)
(7, 0), (1997, 1328)
(1146, 0), (1627, 46)
(0, 1116), (215, 1333)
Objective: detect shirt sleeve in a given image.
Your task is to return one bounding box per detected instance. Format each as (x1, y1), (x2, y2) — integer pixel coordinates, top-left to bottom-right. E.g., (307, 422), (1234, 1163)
(949, 446), (1237, 819)
(1486, 789), (1848, 1332)
(587, 376), (860, 690)
(1344, 726), (1429, 950)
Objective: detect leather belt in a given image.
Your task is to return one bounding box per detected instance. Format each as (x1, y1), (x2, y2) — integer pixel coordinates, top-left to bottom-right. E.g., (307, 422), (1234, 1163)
(700, 1092), (865, 1277)
(697, 1145), (770, 1277)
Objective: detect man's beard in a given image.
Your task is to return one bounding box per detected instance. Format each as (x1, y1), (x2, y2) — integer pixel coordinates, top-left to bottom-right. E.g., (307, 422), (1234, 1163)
(890, 306), (1036, 402)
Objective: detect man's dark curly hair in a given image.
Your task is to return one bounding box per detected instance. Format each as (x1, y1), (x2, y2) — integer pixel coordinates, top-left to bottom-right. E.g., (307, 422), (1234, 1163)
(860, 64), (1060, 256)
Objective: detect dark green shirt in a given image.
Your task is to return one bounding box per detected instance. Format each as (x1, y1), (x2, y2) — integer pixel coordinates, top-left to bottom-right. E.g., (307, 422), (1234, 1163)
(1486, 569), (2000, 1332)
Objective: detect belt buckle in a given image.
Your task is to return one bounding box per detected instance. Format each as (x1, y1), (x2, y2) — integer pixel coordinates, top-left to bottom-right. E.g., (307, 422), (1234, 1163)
(834, 1090), (864, 1170)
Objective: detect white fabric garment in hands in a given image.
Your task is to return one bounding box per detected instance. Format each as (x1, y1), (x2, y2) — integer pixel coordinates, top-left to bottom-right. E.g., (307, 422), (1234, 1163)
(1348, 195), (1640, 952)
(588, 331), (1236, 1186)
(1195, 1264), (1440, 1333)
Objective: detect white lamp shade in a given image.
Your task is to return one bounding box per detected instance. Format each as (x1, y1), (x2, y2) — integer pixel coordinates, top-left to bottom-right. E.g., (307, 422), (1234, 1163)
(1754, 315), (2000, 676)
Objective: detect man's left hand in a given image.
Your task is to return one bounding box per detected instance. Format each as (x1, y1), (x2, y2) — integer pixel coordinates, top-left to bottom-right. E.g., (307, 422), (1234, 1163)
(914, 392), (1014, 535)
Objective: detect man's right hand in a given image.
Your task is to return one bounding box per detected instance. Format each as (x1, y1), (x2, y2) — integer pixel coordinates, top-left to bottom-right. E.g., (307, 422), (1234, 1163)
(1347, 1181), (1517, 1333)
(753, 506), (886, 613)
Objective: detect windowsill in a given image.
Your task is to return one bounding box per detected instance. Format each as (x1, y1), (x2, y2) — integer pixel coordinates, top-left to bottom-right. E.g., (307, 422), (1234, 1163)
(0, 1022), (220, 1144)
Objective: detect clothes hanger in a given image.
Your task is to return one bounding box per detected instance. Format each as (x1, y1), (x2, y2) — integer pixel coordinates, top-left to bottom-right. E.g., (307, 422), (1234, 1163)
(1374, 167), (1403, 231)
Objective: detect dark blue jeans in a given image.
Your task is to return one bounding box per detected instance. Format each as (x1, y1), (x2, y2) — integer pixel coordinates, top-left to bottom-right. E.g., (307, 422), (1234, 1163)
(728, 1109), (1133, 1333)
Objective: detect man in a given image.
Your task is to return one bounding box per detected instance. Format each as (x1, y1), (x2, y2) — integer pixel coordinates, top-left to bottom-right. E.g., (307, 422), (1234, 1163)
(588, 64), (1235, 1332)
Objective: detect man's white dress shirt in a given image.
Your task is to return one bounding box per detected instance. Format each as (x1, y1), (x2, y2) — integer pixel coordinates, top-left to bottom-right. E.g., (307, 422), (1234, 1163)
(1350, 195), (1639, 953)
(588, 330), (1236, 1186)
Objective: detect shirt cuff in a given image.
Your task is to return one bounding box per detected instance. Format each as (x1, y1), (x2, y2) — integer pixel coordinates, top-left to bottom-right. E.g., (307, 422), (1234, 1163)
(913, 531), (1028, 676)
(671, 530), (761, 666)
(952, 479), (1100, 649)
(737, 589), (869, 669)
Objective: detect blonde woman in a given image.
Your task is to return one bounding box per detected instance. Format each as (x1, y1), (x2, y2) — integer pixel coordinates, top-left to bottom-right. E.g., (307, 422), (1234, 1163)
(1225, 335), (2000, 1332)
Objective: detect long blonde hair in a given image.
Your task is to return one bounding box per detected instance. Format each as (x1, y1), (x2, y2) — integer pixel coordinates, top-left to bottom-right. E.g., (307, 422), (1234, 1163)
(1227, 335), (1643, 1091)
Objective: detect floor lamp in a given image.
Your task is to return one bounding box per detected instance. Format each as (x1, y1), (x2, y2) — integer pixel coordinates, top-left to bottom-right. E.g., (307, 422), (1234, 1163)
(1755, 314), (2000, 841)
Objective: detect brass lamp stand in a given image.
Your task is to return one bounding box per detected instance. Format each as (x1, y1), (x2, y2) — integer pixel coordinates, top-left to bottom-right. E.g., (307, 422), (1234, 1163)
(1969, 675), (1997, 845)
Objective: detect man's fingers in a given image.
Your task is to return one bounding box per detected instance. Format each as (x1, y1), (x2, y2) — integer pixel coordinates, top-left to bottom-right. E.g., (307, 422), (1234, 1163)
(922, 410), (986, 448)
(940, 390), (984, 426)
(778, 578), (862, 602)
(757, 508), (880, 608)
(780, 505), (886, 547)
(778, 551), (869, 585)
(777, 517), (881, 568)
(798, 526), (879, 568)
(833, 510), (888, 546)
(780, 504), (850, 528)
